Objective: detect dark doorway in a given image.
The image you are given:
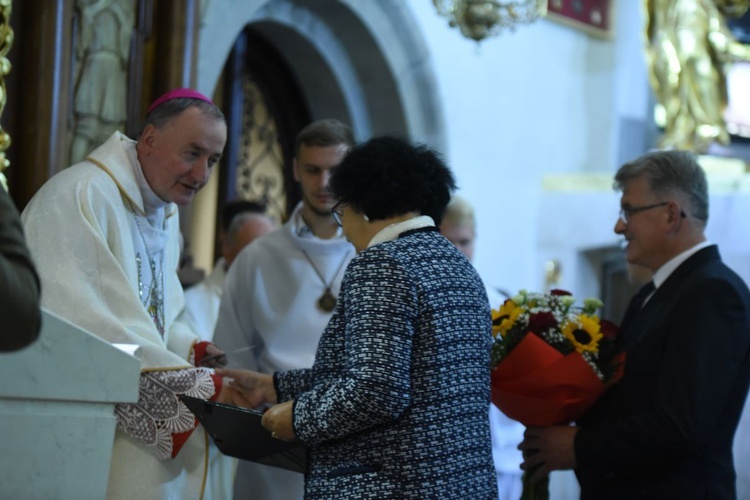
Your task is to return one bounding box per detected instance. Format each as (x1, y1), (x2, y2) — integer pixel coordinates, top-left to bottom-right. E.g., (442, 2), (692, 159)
(219, 25), (311, 226)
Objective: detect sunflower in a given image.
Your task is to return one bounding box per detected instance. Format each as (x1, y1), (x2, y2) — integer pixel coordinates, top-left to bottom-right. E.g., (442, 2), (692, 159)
(492, 300), (522, 338)
(562, 314), (603, 354)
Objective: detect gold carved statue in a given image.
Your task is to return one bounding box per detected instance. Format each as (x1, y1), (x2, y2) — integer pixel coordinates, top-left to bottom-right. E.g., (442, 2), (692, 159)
(0, 0), (12, 190)
(644, 0), (750, 153)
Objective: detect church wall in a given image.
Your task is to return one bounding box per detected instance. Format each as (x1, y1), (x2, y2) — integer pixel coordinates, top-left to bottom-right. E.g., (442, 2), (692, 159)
(196, 1), (652, 296)
(404, 0), (651, 298)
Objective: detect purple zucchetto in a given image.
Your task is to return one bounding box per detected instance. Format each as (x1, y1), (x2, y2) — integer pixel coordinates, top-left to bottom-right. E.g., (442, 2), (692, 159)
(146, 88), (214, 115)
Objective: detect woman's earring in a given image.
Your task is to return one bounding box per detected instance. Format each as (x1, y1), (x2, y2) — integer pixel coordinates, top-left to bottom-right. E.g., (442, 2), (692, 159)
(363, 214), (370, 222)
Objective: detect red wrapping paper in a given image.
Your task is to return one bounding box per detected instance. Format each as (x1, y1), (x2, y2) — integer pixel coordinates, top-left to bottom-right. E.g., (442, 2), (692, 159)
(491, 333), (623, 426)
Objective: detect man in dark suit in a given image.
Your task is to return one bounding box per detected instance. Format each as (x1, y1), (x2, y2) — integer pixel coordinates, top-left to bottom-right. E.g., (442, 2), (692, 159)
(520, 150), (750, 499)
(0, 186), (41, 351)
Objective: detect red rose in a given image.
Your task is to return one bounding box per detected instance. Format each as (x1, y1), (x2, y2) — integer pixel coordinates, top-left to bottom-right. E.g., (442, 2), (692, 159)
(528, 311), (557, 335)
(600, 319), (618, 340)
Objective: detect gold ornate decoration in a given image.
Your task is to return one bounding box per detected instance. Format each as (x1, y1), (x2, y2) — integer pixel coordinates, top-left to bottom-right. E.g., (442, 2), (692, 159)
(432, 0), (546, 42)
(0, 0), (12, 191)
(645, 0), (750, 153)
(236, 76), (286, 224)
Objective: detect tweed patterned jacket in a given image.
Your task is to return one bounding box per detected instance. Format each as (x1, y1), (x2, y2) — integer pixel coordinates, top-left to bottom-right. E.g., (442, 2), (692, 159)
(275, 227), (498, 499)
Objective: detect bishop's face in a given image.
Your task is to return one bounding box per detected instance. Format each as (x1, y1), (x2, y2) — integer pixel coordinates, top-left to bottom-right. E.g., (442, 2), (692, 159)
(138, 106), (227, 206)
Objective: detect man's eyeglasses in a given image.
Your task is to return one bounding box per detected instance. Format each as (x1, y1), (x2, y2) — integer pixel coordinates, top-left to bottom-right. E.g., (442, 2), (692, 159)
(618, 201), (668, 224)
(331, 200), (345, 227)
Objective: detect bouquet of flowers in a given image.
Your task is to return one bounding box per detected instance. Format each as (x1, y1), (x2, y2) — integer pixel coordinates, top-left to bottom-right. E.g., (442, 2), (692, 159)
(490, 289), (623, 499)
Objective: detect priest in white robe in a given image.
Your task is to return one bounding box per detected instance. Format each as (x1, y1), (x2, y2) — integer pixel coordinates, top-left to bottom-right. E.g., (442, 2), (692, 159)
(213, 119), (355, 500)
(183, 201), (276, 342)
(22, 89), (231, 500)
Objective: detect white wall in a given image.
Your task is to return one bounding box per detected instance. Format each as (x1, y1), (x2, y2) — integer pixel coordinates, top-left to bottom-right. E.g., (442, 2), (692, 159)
(197, 0), (652, 295)
(404, 0), (649, 296)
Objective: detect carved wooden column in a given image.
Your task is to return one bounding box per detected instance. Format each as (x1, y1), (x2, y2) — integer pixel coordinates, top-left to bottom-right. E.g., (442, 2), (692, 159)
(8, 0), (74, 209)
(151, 0), (199, 96)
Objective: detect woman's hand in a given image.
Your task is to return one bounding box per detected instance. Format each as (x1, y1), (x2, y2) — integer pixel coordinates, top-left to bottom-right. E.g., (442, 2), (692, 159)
(216, 368), (277, 408)
(261, 400), (296, 441)
(215, 379), (235, 405)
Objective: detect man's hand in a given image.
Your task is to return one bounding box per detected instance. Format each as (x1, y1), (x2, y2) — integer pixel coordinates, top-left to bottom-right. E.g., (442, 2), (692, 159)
(261, 400), (296, 441)
(216, 368), (276, 408)
(519, 426), (579, 483)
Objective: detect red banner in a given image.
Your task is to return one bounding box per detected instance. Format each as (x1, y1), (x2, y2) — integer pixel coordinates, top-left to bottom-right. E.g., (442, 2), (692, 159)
(546, 0), (613, 38)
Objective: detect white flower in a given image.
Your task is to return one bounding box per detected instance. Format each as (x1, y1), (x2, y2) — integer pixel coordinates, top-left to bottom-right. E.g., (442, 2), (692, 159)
(560, 295), (576, 307)
(512, 292), (527, 305)
(583, 297), (604, 312)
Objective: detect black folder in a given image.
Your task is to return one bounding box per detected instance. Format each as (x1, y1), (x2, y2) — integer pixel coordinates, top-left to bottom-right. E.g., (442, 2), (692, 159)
(180, 395), (308, 473)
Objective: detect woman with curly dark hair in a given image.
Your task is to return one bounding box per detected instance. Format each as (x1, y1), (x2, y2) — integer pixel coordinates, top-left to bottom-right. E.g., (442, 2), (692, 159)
(220, 136), (497, 498)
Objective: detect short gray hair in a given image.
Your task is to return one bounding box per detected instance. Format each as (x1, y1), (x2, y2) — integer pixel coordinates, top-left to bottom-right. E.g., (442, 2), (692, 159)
(225, 212), (273, 246)
(614, 150), (708, 222)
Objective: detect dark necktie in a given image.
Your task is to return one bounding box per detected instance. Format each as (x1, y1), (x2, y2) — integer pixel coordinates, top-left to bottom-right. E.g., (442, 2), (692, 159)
(634, 280), (656, 310)
(617, 280), (655, 350)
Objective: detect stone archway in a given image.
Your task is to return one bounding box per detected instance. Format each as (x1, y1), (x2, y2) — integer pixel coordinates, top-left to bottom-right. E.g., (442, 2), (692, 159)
(191, 0), (445, 271)
(197, 0), (445, 148)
